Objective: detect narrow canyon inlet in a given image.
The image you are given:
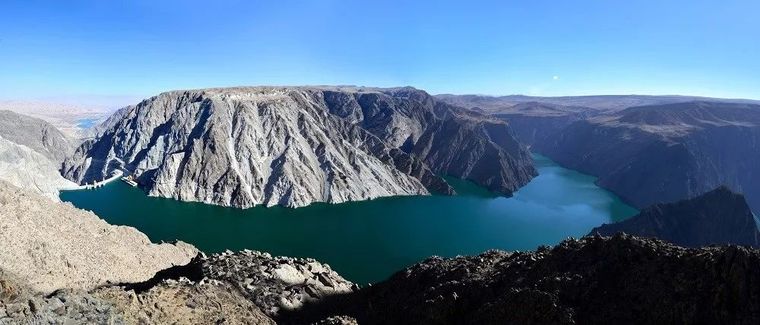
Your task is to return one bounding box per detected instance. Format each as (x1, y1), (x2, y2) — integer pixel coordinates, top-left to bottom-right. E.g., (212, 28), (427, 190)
(61, 155), (637, 284)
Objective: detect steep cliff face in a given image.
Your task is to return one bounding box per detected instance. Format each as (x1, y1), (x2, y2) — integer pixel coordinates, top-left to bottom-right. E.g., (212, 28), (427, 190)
(282, 235), (760, 325)
(591, 186), (760, 247)
(62, 87), (535, 208)
(323, 88), (536, 194)
(535, 101), (760, 212)
(0, 110), (77, 200)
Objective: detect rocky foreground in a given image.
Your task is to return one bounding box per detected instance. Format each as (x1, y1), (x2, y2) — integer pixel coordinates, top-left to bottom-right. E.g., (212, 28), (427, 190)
(6, 234), (760, 325)
(0, 249), (355, 324)
(62, 86), (535, 208)
(0, 180), (197, 294)
(280, 234), (760, 325)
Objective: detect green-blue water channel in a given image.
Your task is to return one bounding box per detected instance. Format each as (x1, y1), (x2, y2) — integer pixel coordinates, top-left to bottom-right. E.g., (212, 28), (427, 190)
(60, 154), (637, 284)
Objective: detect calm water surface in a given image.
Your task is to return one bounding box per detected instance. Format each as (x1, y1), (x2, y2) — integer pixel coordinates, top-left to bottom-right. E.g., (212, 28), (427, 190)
(61, 154), (637, 284)
(76, 118), (99, 129)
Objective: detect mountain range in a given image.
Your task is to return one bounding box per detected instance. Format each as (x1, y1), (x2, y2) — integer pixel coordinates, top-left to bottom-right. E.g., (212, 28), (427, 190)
(438, 95), (760, 213)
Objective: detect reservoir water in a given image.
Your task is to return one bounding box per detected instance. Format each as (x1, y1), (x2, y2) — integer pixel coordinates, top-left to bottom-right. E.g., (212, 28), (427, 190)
(60, 154), (637, 284)
(76, 118), (99, 129)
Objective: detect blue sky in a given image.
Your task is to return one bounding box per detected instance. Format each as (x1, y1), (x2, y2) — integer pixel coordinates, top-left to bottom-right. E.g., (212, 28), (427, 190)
(1, 0), (759, 101)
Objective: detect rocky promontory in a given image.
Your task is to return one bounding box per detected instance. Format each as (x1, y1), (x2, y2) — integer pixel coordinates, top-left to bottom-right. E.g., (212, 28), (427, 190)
(591, 186), (760, 247)
(62, 86), (535, 208)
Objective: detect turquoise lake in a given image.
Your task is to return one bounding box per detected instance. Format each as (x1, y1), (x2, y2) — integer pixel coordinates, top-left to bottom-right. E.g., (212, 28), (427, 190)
(60, 154), (638, 284)
(76, 118), (99, 129)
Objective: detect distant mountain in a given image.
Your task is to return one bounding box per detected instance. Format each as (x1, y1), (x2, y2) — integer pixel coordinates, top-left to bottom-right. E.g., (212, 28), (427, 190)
(0, 100), (116, 139)
(440, 95), (760, 213)
(62, 87), (535, 208)
(436, 94), (760, 112)
(536, 101), (760, 212)
(487, 102), (600, 145)
(0, 110), (77, 200)
(591, 186), (760, 247)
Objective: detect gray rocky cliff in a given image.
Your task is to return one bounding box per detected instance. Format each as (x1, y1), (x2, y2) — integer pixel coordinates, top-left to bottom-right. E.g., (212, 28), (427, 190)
(0, 110), (78, 200)
(62, 86), (535, 208)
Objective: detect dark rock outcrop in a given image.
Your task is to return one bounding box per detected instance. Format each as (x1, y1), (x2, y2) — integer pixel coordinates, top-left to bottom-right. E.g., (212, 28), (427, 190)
(281, 235), (760, 325)
(590, 186), (760, 247)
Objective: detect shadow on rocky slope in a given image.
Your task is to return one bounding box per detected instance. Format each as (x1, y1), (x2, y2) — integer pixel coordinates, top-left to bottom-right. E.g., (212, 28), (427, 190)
(278, 234), (760, 325)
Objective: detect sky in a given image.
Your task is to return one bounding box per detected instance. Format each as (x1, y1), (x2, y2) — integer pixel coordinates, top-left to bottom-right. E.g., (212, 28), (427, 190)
(1, 0), (759, 102)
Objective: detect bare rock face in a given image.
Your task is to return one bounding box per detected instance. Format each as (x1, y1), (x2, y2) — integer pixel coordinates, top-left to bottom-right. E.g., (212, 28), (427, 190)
(0, 110), (78, 200)
(62, 86), (535, 208)
(322, 88), (536, 194)
(0, 180), (198, 294)
(591, 186), (760, 247)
